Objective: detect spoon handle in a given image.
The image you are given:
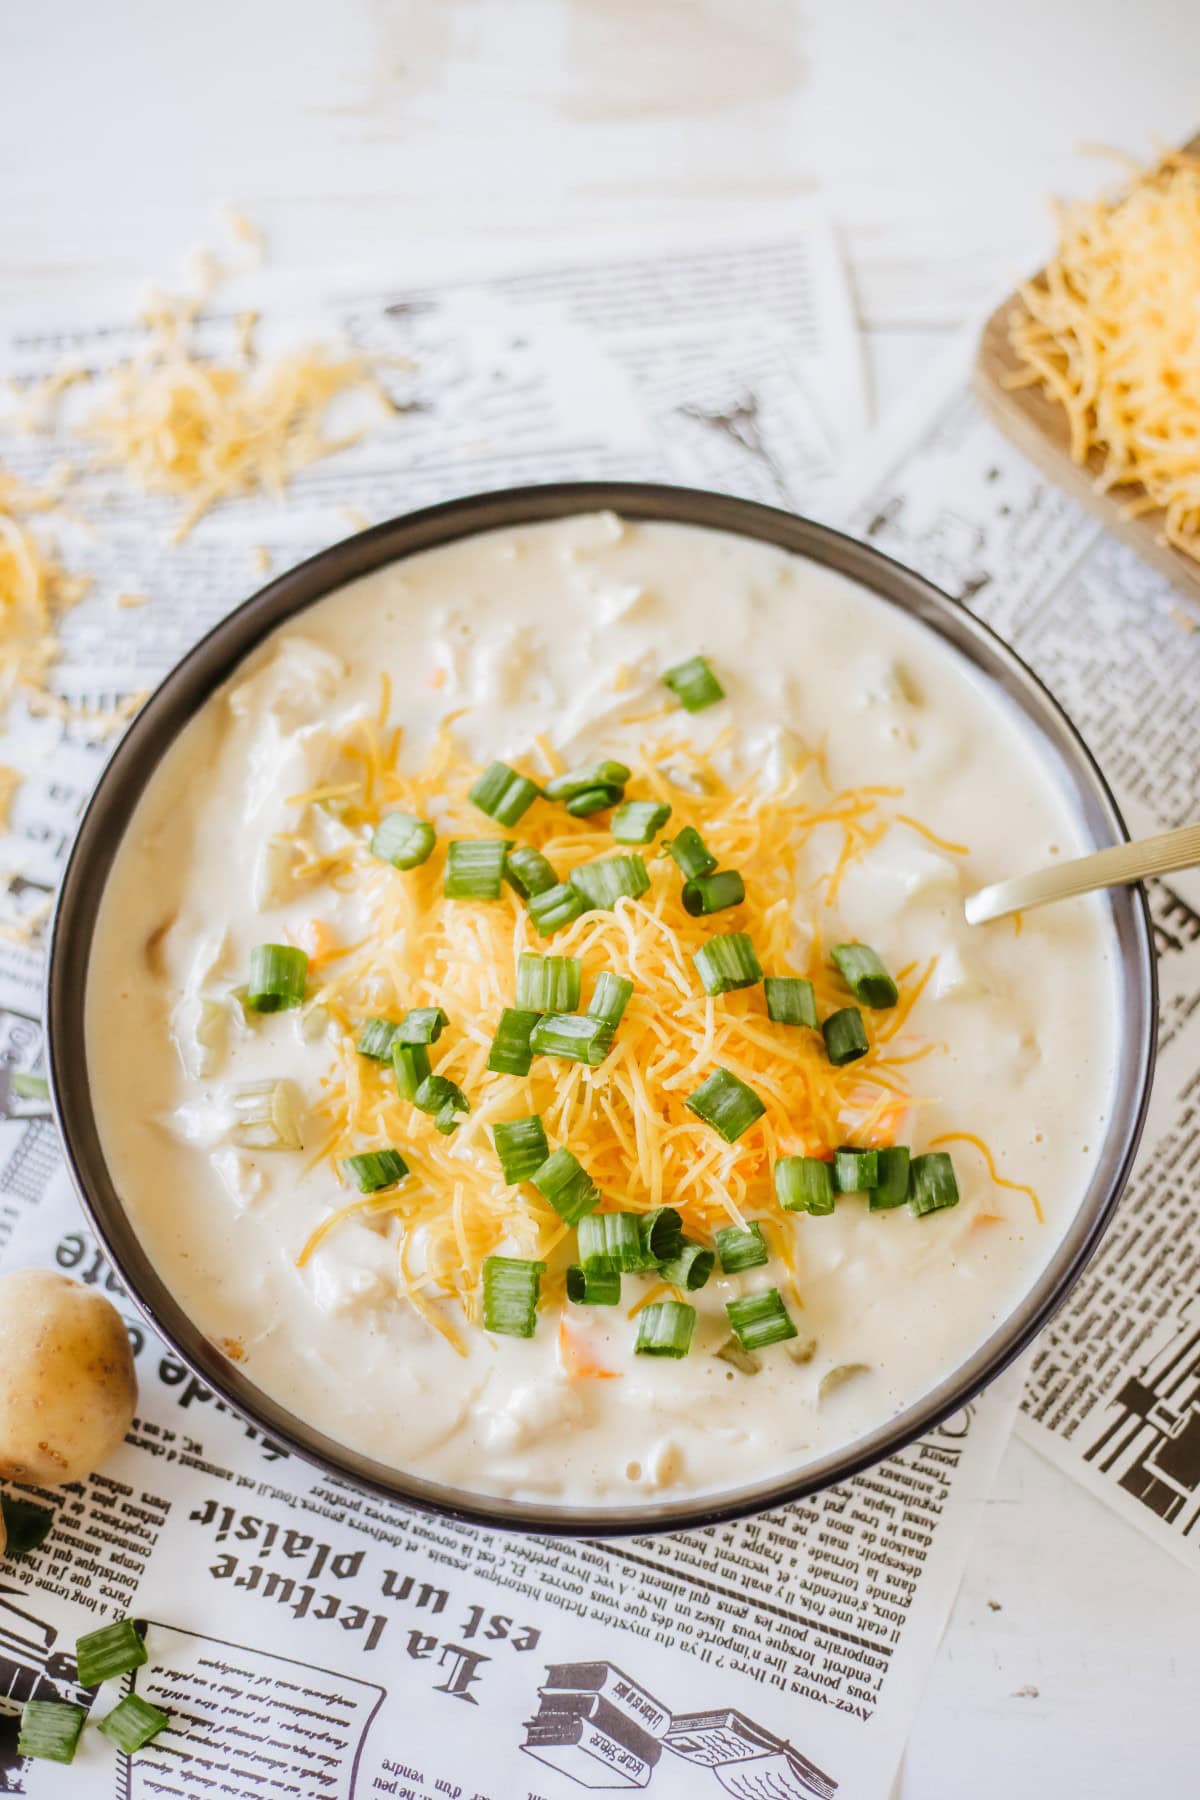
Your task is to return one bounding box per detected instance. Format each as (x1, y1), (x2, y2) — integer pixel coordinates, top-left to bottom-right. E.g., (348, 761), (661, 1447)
(964, 820), (1200, 925)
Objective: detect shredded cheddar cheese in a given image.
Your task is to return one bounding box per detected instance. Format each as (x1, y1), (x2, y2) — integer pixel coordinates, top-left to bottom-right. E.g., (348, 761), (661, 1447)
(0, 467), (90, 712)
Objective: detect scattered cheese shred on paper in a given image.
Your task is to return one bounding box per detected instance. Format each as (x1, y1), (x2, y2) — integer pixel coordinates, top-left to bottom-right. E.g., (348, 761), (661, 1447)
(1007, 147), (1200, 562)
(0, 467), (90, 712)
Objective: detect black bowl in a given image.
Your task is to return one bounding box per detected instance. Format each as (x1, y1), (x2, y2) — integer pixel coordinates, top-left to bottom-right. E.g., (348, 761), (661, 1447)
(46, 482), (1156, 1536)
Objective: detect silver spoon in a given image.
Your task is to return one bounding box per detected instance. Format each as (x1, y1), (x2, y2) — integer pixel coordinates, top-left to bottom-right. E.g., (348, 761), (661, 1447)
(964, 820), (1200, 925)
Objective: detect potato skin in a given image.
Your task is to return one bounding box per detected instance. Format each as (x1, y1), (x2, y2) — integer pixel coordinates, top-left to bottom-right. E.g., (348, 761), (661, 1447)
(0, 1271), (137, 1485)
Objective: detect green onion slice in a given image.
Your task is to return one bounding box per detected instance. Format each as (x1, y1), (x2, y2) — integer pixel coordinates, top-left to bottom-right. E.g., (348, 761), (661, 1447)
(764, 976), (818, 1028)
(775, 1155), (835, 1216)
(658, 1240), (715, 1291)
(639, 1206), (684, 1264)
(486, 1007), (540, 1076)
(685, 1067), (766, 1142)
(396, 1007), (448, 1044)
(18, 1700), (86, 1764)
(870, 1145), (912, 1211)
(98, 1693), (171, 1755)
(371, 810), (436, 870)
(662, 654), (725, 712)
(567, 784), (625, 817)
(668, 825), (717, 879)
(505, 844), (559, 900)
(529, 1012), (615, 1066)
(692, 931), (763, 996)
(246, 943), (308, 1012)
(636, 1300), (696, 1357)
(832, 942), (899, 1009)
(715, 1221), (769, 1272)
(544, 760), (631, 804)
(342, 1149), (409, 1193)
(469, 760), (541, 827)
(76, 1617), (148, 1688)
(414, 1074), (470, 1127)
(833, 1147), (880, 1193)
(531, 1147), (600, 1225)
(356, 1018), (402, 1060)
(726, 1288), (798, 1351)
(587, 971), (634, 1027)
(516, 952), (581, 1013)
(822, 1006), (869, 1066)
(578, 1212), (653, 1273)
(715, 1335), (762, 1375)
(682, 870), (745, 916)
(11, 1072), (49, 1100)
(611, 799), (672, 844)
(569, 853), (650, 911)
(910, 1151), (961, 1216)
(229, 1079), (303, 1151)
(566, 1265), (621, 1305)
(482, 1256), (545, 1337)
(492, 1115), (550, 1185)
(0, 1495), (53, 1557)
(527, 881), (585, 937)
(392, 1040), (432, 1100)
(444, 838), (512, 900)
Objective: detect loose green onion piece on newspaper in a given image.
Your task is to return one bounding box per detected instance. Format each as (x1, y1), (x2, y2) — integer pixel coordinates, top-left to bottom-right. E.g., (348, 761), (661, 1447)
(486, 1008), (541, 1076)
(98, 1694), (171, 1756)
(76, 1617), (149, 1687)
(566, 1265), (622, 1305)
(662, 654), (725, 712)
(492, 1115), (550, 1185)
(636, 1300), (697, 1357)
(726, 1288), (798, 1351)
(531, 1148), (601, 1225)
(822, 1006), (869, 1066)
(832, 943), (899, 1009)
(505, 844), (559, 900)
(568, 853), (650, 911)
(692, 931), (762, 996)
(444, 838), (512, 900)
(611, 799), (672, 844)
(529, 1013), (615, 1066)
(469, 760), (541, 827)
(764, 976), (818, 1028)
(0, 1495), (53, 1557)
(371, 810), (436, 870)
(18, 1700), (86, 1765)
(516, 953), (582, 1013)
(342, 1149), (409, 1193)
(482, 1256), (545, 1338)
(246, 944), (308, 1012)
(685, 1067), (766, 1142)
(775, 1155), (836, 1216)
(668, 825), (717, 880)
(681, 869), (745, 916)
(587, 971), (634, 1027)
(715, 1221), (769, 1272)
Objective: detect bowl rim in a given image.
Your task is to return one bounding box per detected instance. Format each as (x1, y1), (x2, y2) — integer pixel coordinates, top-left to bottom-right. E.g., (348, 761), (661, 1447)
(46, 480), (1157, 1537)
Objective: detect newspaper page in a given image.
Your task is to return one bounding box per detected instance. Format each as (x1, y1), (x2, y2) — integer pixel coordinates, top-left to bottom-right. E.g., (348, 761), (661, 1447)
(824, 336), (1200, 1573)
(1, 226), (1017, 1799)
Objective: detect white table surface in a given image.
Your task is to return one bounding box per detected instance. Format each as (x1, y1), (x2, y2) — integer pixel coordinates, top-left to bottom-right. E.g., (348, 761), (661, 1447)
(4, 3), (1200, 1791)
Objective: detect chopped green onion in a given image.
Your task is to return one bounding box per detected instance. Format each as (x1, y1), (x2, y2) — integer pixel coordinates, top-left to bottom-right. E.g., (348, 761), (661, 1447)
(832, 943), (899, 1009)
(516, 952), (581, 1013)
(639, 1206), (684, 1264)
(775, 1155), (835, 1216)
(726, 1288), (798, 1351)
(668, 825), (717, 879)
(685, 1067), (766, 1142)
(342, 1149), (409, 1193)
(482, 1256), (545, 1338)
(414, 1075), (470, 1129)
(910, 1151), (960, 1217)
(246, 943), (308, 1012)
(715, 1336), (762, 1375)
(659, 1240), (715, 1290)
(578, 1212), (652, 1273)
(587, 971), (634, 1027)
(11, 1072), (49, 1100)
(527, 881), (585, 937)
(229, 1079), (303, 1150)
(715, 1222), (769, 1272)
(469, 760), (541, 827)
(371, 810), (436, 870)
(662, 654), (725, 712)
(566, 785), (624, 817)
(532, 1147), (600, 1225)
(822, 1006), (869, 1066)
(692, 931), (763, 996)
(569, 853), (650, 911)
(396, 1007), (448, 1044)
(635, 1300), (697, 1357)
(566, 1265), (621, 1305)
(682, 870), (745, 916)
(505, 844), (559, 900)
(392, 1040), (432, 1100)
(833, 1147), (880, 1193)
(356, 1018), (402, 1060)
(434, 1101), (462, 1136)
(611, 799), (672, 844)
(870, 1145), (912, 1211)
(0, 1495), (53, 1557)
(18, 1700), (86, 1764)
(764, 976), (818, 1028)
(492, 1115), (550, 1185)
(485, 1007), (540, 1076)
(444, 838), (512, 900)
(76, 1617), (148, 1687)
(544, 761), (631, 804)
(98, 1693), (171, 1755)
(529, 1012), (615, 1066)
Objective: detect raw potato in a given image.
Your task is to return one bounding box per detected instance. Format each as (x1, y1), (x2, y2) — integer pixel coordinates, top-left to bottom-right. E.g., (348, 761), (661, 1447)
(0, 1271), (137, 1484)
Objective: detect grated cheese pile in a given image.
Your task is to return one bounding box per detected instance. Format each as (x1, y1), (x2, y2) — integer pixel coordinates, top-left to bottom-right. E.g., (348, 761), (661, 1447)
(1007, 149), (1200, 562)
(0, 466), (89, 712)
(289, 712), (943, 1352)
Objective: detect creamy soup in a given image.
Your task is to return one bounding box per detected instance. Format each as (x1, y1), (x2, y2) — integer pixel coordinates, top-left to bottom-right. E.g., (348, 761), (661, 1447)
(87, 514), (1117, 1503)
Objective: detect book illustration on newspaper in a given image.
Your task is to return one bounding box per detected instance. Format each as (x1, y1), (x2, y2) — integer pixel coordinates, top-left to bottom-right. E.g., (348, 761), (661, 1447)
(522, 1659), (837, 1795)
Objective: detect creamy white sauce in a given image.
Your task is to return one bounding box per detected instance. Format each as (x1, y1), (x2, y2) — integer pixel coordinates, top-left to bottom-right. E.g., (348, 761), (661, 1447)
(87, 515), (1118, 1504)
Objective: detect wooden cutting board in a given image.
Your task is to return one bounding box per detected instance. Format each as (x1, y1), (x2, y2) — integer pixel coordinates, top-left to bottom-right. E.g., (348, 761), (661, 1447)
(973, 134), (1200, 601)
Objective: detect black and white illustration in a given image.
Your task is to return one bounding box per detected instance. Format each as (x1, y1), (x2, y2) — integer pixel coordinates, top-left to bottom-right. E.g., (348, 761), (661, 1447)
(0, 1591), (87, 1795)
(1084, 1297), (1200, 1534)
